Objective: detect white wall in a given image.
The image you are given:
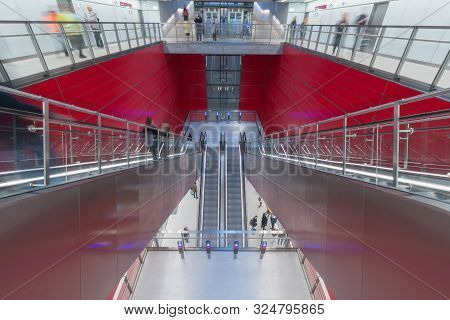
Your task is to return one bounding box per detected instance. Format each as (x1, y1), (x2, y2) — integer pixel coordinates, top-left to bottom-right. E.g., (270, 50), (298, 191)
(287, 3), (306, 25)
(303, 0), (450, 26)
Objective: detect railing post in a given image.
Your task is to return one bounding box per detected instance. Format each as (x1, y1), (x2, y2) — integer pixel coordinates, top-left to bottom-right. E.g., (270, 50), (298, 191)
(26, 22), (49, 74)
(126, 122), (130, 167)
(315, 25), (322, 51)
(315, 123), (319, 168)
(113, 23), (122, 52)
(100, 23), (110, 55)
(307, 25), (313, 49)
(269, 24), (273, 44)
(133, 23), (140, 47)
(369, 27), (386, 70)
(298, 128), (301, 162)
(342, 115), (347, 175)
(430, 47), (450, 90)
(153, 23), (158, 42)
(325, 26), (332, 54)
(0, 57), (11, 84)
(158, 23), (162, 41)
(111, 130), (115, 160)
(394, 27), (418, 79)
(144, 126), (148, 164)
(69, 125), (74, 163)
(97, 114), (102, 174)
(351, 26), (362, 61)
(42, 99), (50, 186)
(147, 23), (152, 43)
(393, 103), (400, 187)
(125, 23), (132, 48)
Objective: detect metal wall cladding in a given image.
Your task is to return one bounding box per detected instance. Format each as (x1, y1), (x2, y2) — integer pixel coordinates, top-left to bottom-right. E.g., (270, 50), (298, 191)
(0, 154), (199, 299)
(245, 153), (450, 299)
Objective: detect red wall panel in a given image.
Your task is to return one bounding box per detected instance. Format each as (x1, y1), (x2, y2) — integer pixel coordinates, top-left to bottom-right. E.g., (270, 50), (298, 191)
(23, 46), (206, 133)
(241, 46), (450, 133)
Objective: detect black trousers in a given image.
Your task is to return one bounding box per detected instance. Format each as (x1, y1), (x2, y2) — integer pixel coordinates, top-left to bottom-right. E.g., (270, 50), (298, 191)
(93, 31), (103, 48)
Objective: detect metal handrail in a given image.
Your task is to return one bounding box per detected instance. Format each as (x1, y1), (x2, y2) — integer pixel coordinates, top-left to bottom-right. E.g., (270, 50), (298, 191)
(247, 89), (450, 200)
(0, 84), (199, 197)
(259, 87), (450, 139)
(0, 20), (162, 86)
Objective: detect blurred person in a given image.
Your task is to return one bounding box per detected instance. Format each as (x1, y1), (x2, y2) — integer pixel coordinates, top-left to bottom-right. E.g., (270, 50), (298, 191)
(142, 117), (158, 160)
(191, 182), (198, 199)
(261, 210), (268, 230)
(194, 14), (203, 41)
(183, 5), (189, 21)
(289, 16), (297, 43)
(44, 10), (69, 56)
(270, 214), (278, 231)
(258, 196), (262, 208)
(212, 20), (218, 41)
(242, 20), (250, 38)
(332, 13), (348, 55)
(58, 10), (87, 59)
(299, 16), (308, 40)
(182, 20), (190, 41)
(84, 6), (103, 48)
(250, 215), (258, 231)
(182, 226), (189, 243)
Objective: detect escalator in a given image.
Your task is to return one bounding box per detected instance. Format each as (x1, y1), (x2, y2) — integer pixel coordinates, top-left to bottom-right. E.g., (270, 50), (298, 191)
(202, 146), (220, 231)
(226, 146), (243, 230)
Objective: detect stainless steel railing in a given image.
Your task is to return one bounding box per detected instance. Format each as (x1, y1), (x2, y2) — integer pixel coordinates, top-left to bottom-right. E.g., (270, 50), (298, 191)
(160, 22), (288, 44)
(0, 20), (162, 86)
(0, 84), (200, 198)
(247, 87), (450, 203)
(286, 24), (450, 90)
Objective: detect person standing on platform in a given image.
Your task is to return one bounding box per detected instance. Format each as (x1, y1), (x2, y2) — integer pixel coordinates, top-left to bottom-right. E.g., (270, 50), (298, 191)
(258, 196), (262, 208)
(84, 6), (103, 48)
(250, 215), (258, 231)
(333, 13), (348, 55)
(194, 14), (203, 41)
(261, 211), (268, 230)
(270, 214), (278, 231)
(289, 16), (297, 43)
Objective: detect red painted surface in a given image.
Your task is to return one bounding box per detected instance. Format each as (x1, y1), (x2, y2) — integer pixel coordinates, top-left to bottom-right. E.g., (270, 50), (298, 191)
(23, 45), (206, 133)
(241, 46), (450, 133)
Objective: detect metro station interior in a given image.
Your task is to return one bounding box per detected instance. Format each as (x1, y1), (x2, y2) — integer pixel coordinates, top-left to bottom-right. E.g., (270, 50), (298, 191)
(0, 0), (449, 300)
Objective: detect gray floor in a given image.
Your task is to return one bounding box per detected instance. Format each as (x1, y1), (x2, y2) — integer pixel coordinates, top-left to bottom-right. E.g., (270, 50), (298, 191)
(132, 250), (312, 300)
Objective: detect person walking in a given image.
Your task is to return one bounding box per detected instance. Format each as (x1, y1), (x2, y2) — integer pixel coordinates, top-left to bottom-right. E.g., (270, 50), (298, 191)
(333, 13), (348, 55)
(299, 16), (308, 41)
(212, 20), (218, 41)
(183, 5), (189, 21)
(58, 10), (87, 59)
(270, 214), (278, 230)
(250, 215), (258, 231)
(194, 14), (203, 41)
(191, 182), (198, 199)
(261, 212), (268, 230)
(289, 16), (297, 43)
(182, 226), (190, 243)
(45, 10), (69, 56)
(84, 6), (103, 48)
(258, 197), (262, 208)
(143, 117), (158, 161)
